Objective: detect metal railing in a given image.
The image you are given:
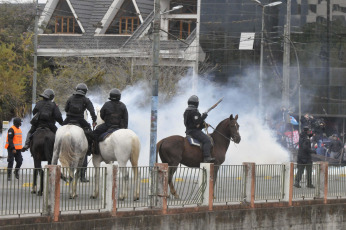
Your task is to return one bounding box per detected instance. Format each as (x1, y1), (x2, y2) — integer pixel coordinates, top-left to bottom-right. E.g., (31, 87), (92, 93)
(0, 168), (47, 216)
(60, 167), (106, 212)
(292, 163), (320, 199)
(117, 166), (157, 210)
(167, 166), (206, 207)
(327, 164), (346, 198)
(214, 165), (245, 204)
(255, 164), (285, 201)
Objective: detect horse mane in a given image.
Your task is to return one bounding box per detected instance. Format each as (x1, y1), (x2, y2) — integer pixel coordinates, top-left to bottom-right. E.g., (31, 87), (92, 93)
(213, 118), (229, 134)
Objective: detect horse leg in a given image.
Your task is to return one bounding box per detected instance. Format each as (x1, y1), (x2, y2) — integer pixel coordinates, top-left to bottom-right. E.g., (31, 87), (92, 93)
(131, 166), (140, 201)
(213, 166), (220, 199)
(31, 168), (37, 194)
(91, 155), (102, 199)
(38, 168), (44, 196)
(119, 166), (129, 201)
(168, 167), (179, 199)
(69, 168), (78, 199)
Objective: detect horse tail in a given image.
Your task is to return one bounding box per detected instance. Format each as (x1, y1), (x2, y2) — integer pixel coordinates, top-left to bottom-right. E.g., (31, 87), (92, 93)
(156, 139), (164, 164)
(59, 132), (76, 167)
(130, 134), (140, 167)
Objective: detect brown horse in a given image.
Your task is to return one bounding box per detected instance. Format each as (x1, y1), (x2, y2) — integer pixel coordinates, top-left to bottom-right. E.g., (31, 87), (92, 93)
(157, 114), (241, 198)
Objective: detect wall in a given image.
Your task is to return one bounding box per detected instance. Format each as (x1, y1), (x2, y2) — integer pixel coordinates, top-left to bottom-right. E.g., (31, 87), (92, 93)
(1, 201), (346, 230)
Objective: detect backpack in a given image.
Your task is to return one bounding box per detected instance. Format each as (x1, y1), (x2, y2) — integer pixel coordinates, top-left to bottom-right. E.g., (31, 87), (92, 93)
(39, 101), (53, 121)
(69, 96), (85, 115)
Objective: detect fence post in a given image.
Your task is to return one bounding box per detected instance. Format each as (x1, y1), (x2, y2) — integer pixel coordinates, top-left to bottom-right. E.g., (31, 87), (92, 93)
(317, 161), (328, 203)
(243, 162), (255, 208)
(283, 162), (294, 206)
(44, 165), (60, 222)
(200, 163), (213, 210)
(155, 163), (168, 214)
(105, 164), (117, 216)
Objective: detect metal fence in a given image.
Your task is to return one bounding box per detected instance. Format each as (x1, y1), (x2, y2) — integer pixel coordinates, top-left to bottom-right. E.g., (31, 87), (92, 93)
(60, 167), (106, 212)
(117, 166), (157, 210)
(0, 168), (47, 217)
(167, 166), (206, 207)
(255, 164), (286, 201)
(214, 165), (245, 204)
(327, 164), (346, 198)
(292, 163), (320, 199)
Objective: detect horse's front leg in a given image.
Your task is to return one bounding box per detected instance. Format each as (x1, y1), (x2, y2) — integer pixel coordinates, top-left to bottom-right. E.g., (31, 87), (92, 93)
(91, 167), (100, 199)
(69, 168), (79, 199)
(91, 156), (102, 199)
(38, 169), (44, 196)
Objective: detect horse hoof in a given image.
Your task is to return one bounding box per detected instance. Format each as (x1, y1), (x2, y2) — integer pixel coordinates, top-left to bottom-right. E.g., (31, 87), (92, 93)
(133, 197), (139, 201)
(118, 197), (125, 201)
(90, 195), (97, 199)
(37, 192), (43, 196)
(31, 191), (36, 194)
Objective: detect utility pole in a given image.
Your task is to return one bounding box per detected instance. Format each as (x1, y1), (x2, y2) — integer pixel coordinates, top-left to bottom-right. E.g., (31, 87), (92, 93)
(32, 0), (39, 116)
(149, 0), (160, 167)
(282, 0), (291, 110)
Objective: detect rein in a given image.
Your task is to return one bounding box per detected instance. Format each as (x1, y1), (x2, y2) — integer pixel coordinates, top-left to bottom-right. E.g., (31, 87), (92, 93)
(206, 123), (235, 142)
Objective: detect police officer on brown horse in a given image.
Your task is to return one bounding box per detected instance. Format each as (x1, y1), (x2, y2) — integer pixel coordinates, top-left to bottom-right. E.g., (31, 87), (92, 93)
(22, 89), (63, 151)
(184, 95), (215, 163)
(92, 88), (128, 155)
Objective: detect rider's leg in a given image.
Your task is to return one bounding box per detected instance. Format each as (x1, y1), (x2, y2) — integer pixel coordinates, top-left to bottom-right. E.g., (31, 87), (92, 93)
(92, 124), (108, 155)
(22, 126), (37, 152)
(191, 130), (215, 163)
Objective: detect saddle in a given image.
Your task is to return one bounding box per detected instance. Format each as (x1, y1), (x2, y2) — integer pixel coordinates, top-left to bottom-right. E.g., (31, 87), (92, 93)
(186, 135), (214, 148)
(67, 120), (82, 128)
(99, 126), (120, 142)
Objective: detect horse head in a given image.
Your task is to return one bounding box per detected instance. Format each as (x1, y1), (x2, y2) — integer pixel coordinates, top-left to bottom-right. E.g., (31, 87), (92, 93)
(229, 114), (241, 144)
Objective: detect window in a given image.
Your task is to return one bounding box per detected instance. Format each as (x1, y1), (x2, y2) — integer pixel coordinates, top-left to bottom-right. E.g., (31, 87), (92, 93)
(54, 16), (78, 33)
(44, 0), (82, 34)
(119, 17), (140, 34)
(168, 19), (196, 40)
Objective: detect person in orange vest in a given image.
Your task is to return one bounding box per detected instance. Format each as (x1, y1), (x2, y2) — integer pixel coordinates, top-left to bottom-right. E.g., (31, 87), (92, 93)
(5, 117), (23, 181)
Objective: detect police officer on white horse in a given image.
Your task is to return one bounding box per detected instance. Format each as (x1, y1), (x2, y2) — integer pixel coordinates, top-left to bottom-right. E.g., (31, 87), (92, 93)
(92, 88), (128, 155)
(184, 95), (215, 163)
(62, 83), (97, 182)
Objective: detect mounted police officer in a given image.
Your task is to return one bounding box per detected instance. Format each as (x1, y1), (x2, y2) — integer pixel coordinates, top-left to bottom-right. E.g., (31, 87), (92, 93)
(63, 83), (97, 130)
(184, 95), (215, 163)
(294, 126), (316, 188)
(22, 89), (63, 152)
(92, 88), (128, 155)
(5, 118), (23, 181)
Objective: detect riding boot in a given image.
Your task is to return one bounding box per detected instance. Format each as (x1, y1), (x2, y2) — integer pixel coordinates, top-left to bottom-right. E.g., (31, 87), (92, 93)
(14, 169), (19, 180)
(93, 141), (100, 155)
(80, 168), (89, 183)
(7, 169), (12, 181)
(22, 131), (33, 152)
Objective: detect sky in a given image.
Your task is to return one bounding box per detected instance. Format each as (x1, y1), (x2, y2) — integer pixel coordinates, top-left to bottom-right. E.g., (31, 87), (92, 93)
(0, 69), (291, 169)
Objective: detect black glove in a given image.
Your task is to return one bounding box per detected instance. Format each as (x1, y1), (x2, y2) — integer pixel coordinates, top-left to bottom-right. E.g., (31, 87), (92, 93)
(201, 112), (208, 119)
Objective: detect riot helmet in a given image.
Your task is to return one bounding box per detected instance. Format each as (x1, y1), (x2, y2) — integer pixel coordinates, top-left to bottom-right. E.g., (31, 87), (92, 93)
(75, 83), (88, 96)
(187, 95), (199, 107)
(39, 89), (55, 100)
(13, 117), (22, 127)
(109, 88), (121, 101)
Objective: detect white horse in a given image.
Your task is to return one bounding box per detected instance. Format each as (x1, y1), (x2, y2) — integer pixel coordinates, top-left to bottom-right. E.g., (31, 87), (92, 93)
(91, 109), (140, 201)
(52, 125), (88, 199)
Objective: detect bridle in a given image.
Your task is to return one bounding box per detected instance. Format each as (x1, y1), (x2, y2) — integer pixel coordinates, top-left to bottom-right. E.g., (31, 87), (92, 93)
(207, 121), (239, 143)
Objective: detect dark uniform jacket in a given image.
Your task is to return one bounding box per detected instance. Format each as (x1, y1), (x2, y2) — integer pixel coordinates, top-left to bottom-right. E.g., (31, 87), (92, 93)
(329, 139), (343, 153)
(100, 101), (128, 128)
(65, 94), (97, 123)
(33, 99), (63, 126)
(183, 106), (207, 133)
(298, 132), (315, 164)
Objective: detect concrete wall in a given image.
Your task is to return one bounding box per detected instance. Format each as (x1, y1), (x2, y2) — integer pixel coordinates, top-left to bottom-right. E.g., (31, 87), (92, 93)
(1, 202), (345, 230)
